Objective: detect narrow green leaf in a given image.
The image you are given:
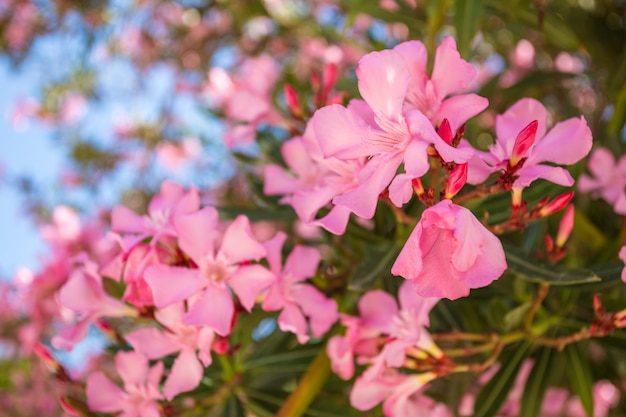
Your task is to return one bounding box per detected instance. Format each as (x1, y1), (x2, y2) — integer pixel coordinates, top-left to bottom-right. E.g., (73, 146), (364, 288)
(565, 344), (594, 417)
(503, 302), (532, 332)
(454, 0), (482, 57)
(473, 341), (533, 417)
(220, 394), (246, 417)
(348, 242), (402, 290)
(505, 246), (601, 286)
(520, 347), (553, 417)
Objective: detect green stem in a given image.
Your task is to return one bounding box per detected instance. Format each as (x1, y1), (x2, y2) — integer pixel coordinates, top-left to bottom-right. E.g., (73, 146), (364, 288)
(275, 349), (331, 417)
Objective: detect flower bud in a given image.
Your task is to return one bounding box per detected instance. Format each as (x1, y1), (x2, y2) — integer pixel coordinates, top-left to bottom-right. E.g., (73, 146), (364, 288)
(33, 342), (60, 373)
(59, 397), (80, 416)
(539, 191), (574, 217)
(445, 163), (468, 199)
(556, 205), (574, 248)
(284, 84), (301, 118)
(437, 118), (453, 146)
(412, 177), (425, 196)
(510, 120), (538, 167)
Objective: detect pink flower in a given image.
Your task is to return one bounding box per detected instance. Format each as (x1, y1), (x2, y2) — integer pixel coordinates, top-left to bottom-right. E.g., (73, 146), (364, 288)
(261, 232), (338, 343)
(578, 147), (626, 215)
(312, 42), (472, 218)
(126, 303), (215, 400)
(86, 351), (164, 417)
(391, 199), (507, 299)
(111, 180), (199, 252)
(468, 98), (592, 193)
(144, 207), (274, 336)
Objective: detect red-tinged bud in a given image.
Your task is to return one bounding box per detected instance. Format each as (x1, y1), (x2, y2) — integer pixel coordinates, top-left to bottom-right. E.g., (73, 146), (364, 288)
(593, 294), (606, 320)
(511, 189), (523, 209)
(284, 84), (301, 118)
(614, 310), (626, 328)
(213, 337), (230, 355)
(556, 205), (574, 248)
(33, 342), (60, 373)
(544, 235), (554, 252)
(322, 63), (338, 99)
(445, 164), (468, 199)
(510, 120), (538, 166)
(412, 177), (425, 196)
(539, 191), (574, 217)
(59, 397), (80, 416)
(437, 119), (453, 145)
(327, 91), (347, 105)
(311, 71), (321, 93)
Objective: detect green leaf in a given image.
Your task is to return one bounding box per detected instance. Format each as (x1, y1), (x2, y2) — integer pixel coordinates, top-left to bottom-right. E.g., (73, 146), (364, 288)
(520, 347), (554, 417)
(473, 341), (533, 417)
(503, 302), (532, 332)
(565, 344), (594, 417)
(348, 241), (402, 290)
(220, 394), (246, 417)
(505, 246), (601, 286)
(454, 0), (482, 57)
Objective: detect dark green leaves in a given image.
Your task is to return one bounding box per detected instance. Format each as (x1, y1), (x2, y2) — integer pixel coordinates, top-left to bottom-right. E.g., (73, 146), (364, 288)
(473, 341), (533, 417)
(454, 0), (483, 57)
(565, 344), (594, 417)
(505, 246), (601, 286)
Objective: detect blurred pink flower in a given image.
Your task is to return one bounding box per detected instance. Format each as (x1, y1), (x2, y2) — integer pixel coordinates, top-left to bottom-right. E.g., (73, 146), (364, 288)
(578, 147), (626, 215)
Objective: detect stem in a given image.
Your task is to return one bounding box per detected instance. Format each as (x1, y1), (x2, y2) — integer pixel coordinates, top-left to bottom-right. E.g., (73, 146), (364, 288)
(524, 283), (550, 332)
(453, 183), (501, 205)
(275, 348), (331, 417)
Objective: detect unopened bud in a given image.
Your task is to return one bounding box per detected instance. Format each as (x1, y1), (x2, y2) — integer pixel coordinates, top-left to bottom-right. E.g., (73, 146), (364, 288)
(512, 189), (523, 209)
(510, 120), (538, 167)
(322, 63), (338, 100)
(593, 294), (606, 320)
(412, 177), (425, 196)
(445, 164), (468, 199)
(283, 84), (302, 118)
(539, 191), (574, 217)
(556, 205), (574, 248)
(213, 337), (230, 355)
(437, 119), (453, 146)
(33, 342), (60, 373)
(544, 235), (554, 253)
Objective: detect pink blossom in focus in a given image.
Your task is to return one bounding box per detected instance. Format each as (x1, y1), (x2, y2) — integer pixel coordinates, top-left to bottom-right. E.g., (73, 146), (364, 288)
(467, 98), (593, 193)
(86, 351), (164, 417)
(261, 232), (337, 343)
(144, 207), (274, 336)
(578, 147), (626, 215)
(392, 199), (507, 299)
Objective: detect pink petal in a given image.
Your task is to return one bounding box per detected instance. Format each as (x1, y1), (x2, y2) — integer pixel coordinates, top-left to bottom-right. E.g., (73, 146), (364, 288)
(388, 174), (415, 207)
(398, 280), (439, 327)
(144, 265), (204, 308)
(496, 98), (547, 147)
(228, 264), (275, 311)
(115, 351), (149, 388)
(282, 137), (317, 177)
(431, 36), (476, 99)
(312, 104), (372, 159)
(283, 245), (320, 281)
(392, 40), (428, 92)
(184, 286), (234, 336)
(530, 116), (592, 165)
(111, 206), (145, 233)
(52, 316), (93, 351)
(291, 186), (337, 222)
(350, 374), (395, 411)
(164, 348), (203, 400)
(293, 284), (338, 337)
(312, 204), (352, 235)
(358, 289), (399, 332)
(220, 215), (266, 264)
(277, 302), (309, 343)
(515, 165), (574, 189)
(357, 49), (410, 124)
(149, 181), (184, 214)
(263, 231), (287, 276)
(174, 207), (219, 264)
(196, 328), (215, 367)
(436, 94), (489, 133)
(126, 327), (180, 359)
(86, 372), (125, 413)
(402, 138), (431, 177)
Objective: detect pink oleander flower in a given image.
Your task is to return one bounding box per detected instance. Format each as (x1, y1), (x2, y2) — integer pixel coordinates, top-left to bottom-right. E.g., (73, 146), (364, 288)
(86, 351), (164, 417)
(620, 246), (626, 283)
(111, 180), (199, 252)
(468, 98), (593, 196)
(350, 370), (450, 417)
(261, 232), (338, 343)
(145, 207), (274, 336)
(263, 123), (365, 234)
(578, 147), (626, 215)
(52, 261), (136, 350)
(312, 39), (475, 218)
(126, 303), (215, 400)
(392, 199), (507, 300)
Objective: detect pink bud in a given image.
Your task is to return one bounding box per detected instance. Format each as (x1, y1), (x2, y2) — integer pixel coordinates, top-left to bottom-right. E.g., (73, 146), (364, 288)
(510, 120), (538, 166)
(322, 63), (338, 100)
(437, 118), (453, 146)
(284, 84), (301, 118)
(445, 164), (468, 199)
(593, 294), (606, 320)
(33, 343), (59, 373)
(556, 205), (574, 248)
(539, 191), (574, 217)
(544, 235), (554, 252)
